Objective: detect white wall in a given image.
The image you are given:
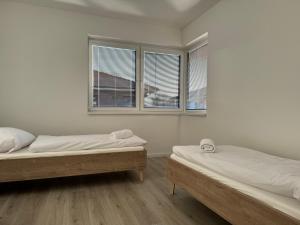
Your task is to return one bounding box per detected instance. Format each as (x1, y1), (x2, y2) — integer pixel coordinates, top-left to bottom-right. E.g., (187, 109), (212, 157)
(0, 1), (182, 156)
(181, 0), (300, 159)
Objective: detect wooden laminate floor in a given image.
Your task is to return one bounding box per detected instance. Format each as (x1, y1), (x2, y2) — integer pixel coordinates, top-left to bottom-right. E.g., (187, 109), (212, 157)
(0, 157), (230, 225)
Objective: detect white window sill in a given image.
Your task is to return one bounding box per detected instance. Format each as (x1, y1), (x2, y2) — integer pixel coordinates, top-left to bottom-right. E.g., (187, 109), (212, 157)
(88, 109), (207, 116)
(182, 110), (207, 116)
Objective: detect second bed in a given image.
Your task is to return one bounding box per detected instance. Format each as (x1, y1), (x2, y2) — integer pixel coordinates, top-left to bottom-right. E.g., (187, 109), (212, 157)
(0, 132), (147, 183)
(167, 145), (300, 225)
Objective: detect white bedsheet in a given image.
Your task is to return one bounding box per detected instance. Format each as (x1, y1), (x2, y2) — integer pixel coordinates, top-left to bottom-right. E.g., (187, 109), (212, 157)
(0, 146), (144, 160)
(171, 154), (300, 220)
(28, 134), (147, 153)
(172, 145), (300, 201)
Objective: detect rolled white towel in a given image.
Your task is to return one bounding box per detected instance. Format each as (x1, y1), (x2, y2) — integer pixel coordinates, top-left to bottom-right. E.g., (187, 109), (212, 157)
(200, 138), (215, 153)
(111, 129), (134, 139)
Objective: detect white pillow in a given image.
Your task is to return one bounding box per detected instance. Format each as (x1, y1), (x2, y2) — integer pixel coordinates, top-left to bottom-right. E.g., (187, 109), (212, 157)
(0, 135), (15, 153)
(0, 127), (35, 153)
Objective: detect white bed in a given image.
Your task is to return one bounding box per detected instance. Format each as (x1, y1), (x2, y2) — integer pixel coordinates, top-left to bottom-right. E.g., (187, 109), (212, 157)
(168, 145), (300, 225)
(172, 145), (300, 201)
(171, 153), (300, 220)
(0, 129), (148, 182)
(0, 145), (147, 182)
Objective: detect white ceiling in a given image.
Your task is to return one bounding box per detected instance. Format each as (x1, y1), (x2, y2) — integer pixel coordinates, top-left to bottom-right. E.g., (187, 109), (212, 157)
(10, 0), (220, 28)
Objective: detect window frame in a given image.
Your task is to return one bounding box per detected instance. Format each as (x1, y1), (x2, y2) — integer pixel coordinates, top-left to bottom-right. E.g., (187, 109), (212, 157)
(88, 39), (140, 113)
(140, 47), (184, 113)
(88, 37), (206, 116)
(184, 39), (208, 116)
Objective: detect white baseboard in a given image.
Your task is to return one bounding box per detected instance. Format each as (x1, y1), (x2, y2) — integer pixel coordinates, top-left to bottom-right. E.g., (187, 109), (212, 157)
(147, 152), (170, 158)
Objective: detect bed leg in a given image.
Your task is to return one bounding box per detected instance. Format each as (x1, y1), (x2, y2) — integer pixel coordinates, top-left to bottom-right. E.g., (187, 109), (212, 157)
(138, 170), (144, 182)
(171, 183), (176, 195)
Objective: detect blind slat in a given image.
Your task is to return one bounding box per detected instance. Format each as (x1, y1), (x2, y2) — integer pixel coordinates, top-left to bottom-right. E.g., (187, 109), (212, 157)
(187, 44), (208, 110)
(143, 52), (180, 109)
(92, 45), (136, 108)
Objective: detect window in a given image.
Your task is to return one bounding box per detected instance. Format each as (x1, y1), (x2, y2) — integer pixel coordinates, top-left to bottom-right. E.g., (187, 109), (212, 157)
(90, 42), (137, 109)
(186, 43), (208, 111)
(142, 50), (182, 110)
(89, 37), (207, 115)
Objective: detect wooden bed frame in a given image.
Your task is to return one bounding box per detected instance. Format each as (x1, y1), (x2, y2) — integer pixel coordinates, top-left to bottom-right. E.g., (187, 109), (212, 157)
(0, 149), (147, 183)
(167, 158), (300, 225)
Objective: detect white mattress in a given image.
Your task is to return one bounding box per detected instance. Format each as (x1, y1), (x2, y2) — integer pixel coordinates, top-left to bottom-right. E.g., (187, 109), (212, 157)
(0, 146), (144, 160)
(171, 153), (300, 220)
(28, 134), (147, 153)
(173, 145), (300, 200)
